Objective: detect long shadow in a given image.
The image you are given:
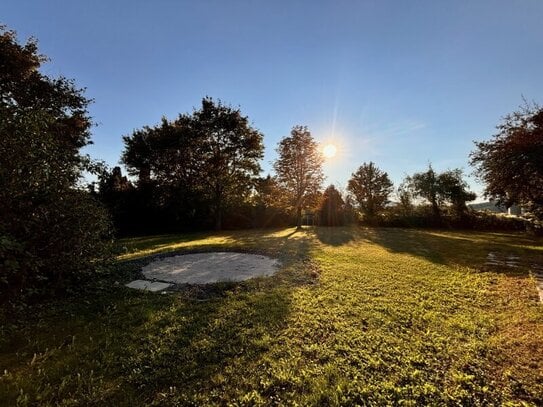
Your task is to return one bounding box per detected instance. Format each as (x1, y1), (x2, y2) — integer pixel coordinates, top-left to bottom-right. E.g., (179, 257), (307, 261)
(114, 228), (319, 402)
(363, 228), (447, 264)
(108, 227), (540, 404)
(314, 226), (357, 246)
(120, 227), (316, 269)
(0, 227), (319, 405)
(361, 227), (543, 276)
(117, 286), (292, 404)
(119, 228), (318, 402)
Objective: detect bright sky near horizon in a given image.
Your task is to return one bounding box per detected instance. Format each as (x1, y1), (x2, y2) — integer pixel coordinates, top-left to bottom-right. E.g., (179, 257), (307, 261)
(4, 1), (543, 200)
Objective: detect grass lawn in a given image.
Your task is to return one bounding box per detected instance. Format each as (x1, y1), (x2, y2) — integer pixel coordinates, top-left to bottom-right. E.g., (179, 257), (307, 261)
(1, 227), (543, 406)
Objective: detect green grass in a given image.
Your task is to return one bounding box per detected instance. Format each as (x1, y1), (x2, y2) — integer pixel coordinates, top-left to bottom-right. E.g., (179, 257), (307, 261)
(1, 227), (543, 406)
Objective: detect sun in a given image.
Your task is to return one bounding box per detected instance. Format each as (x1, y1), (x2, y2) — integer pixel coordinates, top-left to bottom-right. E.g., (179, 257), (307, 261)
(322, 143), (337, 158)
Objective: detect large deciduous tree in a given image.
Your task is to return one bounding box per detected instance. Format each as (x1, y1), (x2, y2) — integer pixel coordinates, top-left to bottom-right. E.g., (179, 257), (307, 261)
(274, 126), (324, 228)
(319, 185), (345, 226)
(438, 169), (477, 216)
(347, 162), (393, 220)
(405, 165), (476, 218)
(252, 175), (291, 227)
(470, 103), (543, 220)
(121, 98), (264, 230)
(193, 98), (264, 230)
(121, 115), (205, 232)
(0, 27), (111, 300)
(405, 164), (442, 219)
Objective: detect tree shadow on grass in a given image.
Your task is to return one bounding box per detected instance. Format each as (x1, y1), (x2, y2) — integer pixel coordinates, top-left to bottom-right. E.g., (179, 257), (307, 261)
(362, 228), (447, 265)
(0, 228), (320, 405)
(314, 226), (357, 246)
(118, 285), (293, 404)
(115, 228), (320, 403)
(118, 227), (314, 262)
(361, 227), (543, 277)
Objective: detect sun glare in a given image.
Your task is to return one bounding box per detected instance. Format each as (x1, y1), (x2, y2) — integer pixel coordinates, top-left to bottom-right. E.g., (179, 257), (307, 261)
(322, 144), (337, 158)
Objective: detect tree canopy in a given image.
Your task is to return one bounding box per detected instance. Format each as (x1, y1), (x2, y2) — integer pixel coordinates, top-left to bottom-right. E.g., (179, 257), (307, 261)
(405, 165), (442, 219)
(319, 185), (345, 226)
(273, 126), (324, 228)
(405, 165), (475, 218)
(0, 27), (111, 300)
(347, 162), (393, 220)
(121, 98), (264, 230)
(470, 103), (543, 220)
(438, 169), (477, 216)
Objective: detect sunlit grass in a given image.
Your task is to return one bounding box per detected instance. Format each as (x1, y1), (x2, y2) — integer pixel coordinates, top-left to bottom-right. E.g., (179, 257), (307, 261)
(1, 226), (542, 405)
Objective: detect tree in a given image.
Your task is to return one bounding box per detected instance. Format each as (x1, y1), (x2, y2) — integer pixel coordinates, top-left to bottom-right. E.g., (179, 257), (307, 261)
(396, 181), (413, 215)
(319, 185), (345, 226)
(94, 166), (136, 234)
(438, 169), (477, 217)
(252, 175), (291, 227)
(470, 102), (543, 220)
(0, 27), (111, 300)
(121, 115), (206, 232)
(405, 164), (442, 219)
(193, 98), (264, 230)
(405, 165), (475, 219)
(347, 162), (393, 220)
(274, 126), (324, 228)
(122, 98), (264, 230)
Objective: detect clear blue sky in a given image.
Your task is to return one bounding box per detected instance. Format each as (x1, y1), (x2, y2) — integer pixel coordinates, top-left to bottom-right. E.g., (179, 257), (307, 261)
(4, 1), (543, 199)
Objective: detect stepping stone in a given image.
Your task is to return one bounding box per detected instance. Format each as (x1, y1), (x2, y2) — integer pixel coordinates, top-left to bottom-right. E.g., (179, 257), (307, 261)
(125, 279), (173, 292)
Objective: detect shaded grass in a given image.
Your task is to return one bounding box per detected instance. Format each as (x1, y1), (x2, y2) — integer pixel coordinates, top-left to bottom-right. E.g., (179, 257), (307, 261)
(1, 227), (542, 406)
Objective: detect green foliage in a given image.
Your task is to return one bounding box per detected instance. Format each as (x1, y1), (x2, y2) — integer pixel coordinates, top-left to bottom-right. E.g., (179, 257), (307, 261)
(0, 27), (112, 301)
(347, 161), (393, 221)
(1, 227), (542, 405)
(319, 185), (345, 226)
(121, 98), (264, 231)
(251, 175), (292, 228)
(439, 169), (477, 216)
(274, 126), (324, 228)
(405, 165), (476, 219)
(380, 206), (527, 231)
(194, 98), (264, 229)
(405, 164), (443, 218)
(397, 181), (414, 215)
(471, 102), (543, 221)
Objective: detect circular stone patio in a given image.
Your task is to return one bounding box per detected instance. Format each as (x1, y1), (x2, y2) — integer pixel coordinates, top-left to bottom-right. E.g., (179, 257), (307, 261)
(141, 252), (280, 284)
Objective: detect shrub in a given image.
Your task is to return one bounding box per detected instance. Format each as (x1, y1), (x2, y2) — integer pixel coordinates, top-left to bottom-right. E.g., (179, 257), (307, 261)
(0, 27), (112, 303)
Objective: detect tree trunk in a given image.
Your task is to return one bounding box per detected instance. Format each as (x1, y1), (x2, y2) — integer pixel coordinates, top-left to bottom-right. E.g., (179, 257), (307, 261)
(431, 199), (441, 220)
(215, 208), (222, 230)
(296, 206), (302, 229)
(214, 191), (223, 230)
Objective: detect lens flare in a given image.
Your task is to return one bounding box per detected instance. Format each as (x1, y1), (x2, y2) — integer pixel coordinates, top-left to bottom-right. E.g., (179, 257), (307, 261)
(323, 144), (337, 158)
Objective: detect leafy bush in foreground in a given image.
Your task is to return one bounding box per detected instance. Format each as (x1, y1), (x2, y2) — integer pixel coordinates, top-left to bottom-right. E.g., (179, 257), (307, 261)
(0, 27), (112, 302)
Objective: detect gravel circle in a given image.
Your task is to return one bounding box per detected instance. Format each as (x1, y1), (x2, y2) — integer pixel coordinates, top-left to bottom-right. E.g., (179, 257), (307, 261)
(141, 252), (280, 284)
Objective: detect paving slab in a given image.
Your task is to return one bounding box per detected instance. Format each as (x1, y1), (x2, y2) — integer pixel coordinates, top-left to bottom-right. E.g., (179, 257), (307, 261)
(142, 252), (280, 284)
(125, 279), (173, 292)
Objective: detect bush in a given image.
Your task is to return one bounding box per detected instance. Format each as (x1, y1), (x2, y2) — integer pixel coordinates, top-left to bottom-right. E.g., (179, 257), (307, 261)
(376, 205), (527, 232)
(0, 27), (112, 303)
